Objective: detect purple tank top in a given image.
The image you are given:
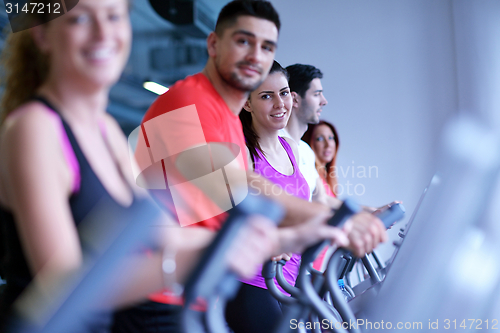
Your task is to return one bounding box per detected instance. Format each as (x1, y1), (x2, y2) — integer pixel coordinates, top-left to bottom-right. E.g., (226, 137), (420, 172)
(240, 136), (309, 294)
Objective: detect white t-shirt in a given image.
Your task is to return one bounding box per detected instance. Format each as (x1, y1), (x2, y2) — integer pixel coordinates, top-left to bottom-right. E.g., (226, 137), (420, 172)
(279, 129), (319, 201)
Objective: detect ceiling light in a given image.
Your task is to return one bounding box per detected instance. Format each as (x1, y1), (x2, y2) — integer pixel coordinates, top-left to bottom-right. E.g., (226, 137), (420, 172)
(143, 81), (169, 95)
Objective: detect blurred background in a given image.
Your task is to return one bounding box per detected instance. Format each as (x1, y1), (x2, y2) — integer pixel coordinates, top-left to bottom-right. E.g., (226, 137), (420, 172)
(0, 0), (499, 260)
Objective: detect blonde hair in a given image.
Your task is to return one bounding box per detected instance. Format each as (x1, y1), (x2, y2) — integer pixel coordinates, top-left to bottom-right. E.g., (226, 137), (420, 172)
(0, 29), (49, 124)
(0, 0), (134, 125)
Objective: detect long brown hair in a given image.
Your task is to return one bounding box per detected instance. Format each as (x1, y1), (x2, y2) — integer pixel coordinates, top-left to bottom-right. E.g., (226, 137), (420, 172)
(302, 120), (340, 195)
(0, 29), (49, 124)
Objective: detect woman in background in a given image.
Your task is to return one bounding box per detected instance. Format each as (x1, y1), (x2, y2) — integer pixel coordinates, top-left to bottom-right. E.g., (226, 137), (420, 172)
(302, 120), (340, 270)
(303, 120), (340, 197)
(303, 121), (398, 271)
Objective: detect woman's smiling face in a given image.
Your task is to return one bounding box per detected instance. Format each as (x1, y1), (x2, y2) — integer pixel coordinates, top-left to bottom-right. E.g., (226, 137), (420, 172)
(245, 71), (292, 132)
(312, 124), (337, 165)
(35, 0), (132, 88)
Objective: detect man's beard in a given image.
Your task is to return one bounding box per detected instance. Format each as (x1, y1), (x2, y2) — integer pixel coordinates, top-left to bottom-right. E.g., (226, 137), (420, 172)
(308, 112), (321, 124)
(299, 101), (320, 125)
(216, 61), (265, 92)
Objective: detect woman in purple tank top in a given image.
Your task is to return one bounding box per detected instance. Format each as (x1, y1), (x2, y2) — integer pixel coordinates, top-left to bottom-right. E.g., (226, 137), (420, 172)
(225, 61), (310, 333)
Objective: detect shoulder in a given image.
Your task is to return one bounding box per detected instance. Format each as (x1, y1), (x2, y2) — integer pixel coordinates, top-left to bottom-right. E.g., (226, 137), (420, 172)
(2, 101), (61, 148)
(0, 102), (71, 201)
(297, 140), (315, 156)
(279, 130), (302, 157)
(282, 136), (300, 161)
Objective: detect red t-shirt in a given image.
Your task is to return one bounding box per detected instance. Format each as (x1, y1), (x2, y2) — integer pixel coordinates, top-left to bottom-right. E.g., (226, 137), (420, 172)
(140, 73), (247, 304)
(141, 73), (247, 230)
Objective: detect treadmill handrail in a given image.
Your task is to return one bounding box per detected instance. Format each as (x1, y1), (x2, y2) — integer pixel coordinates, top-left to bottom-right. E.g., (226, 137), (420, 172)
(181, 196), (285, 333)
(275, 260), (302, 297)
(262, 260), (298, 305)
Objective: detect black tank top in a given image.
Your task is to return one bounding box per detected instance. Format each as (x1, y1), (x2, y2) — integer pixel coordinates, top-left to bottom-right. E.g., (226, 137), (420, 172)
(0, 97), (150, 330)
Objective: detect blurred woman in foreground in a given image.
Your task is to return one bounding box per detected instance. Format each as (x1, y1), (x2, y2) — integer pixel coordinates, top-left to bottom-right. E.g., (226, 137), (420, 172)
(0, 0), (278, 331)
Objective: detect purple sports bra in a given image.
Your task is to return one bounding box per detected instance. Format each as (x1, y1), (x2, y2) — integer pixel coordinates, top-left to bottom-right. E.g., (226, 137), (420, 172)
(253, 136), (310, 201)
(240, 136), (309, 294)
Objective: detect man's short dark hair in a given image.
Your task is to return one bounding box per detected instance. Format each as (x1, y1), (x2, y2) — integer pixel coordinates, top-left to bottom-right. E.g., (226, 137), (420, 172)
(215, 0), (280, 36)
(286, 64), (323, 98)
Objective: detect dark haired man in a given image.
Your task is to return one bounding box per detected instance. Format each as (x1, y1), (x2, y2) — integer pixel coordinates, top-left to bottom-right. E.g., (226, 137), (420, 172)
(282, 64), (327, 201)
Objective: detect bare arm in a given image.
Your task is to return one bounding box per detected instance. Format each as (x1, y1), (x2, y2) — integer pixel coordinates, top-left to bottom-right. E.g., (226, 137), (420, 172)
(246, 171), (329, 226)
(0, 106), (82, 279)
(102, 122), (281, 303)
(173, 142), (387, 257)
(312, 176), (342, 209)
(276, 212), (348, 254)
(0, 106), (91, 322)
(171, 141), (330, 227)
(7, 112), (280, 315)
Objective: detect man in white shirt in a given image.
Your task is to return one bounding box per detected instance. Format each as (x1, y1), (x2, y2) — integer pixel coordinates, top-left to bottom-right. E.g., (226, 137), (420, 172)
(281, 64), (336, 205)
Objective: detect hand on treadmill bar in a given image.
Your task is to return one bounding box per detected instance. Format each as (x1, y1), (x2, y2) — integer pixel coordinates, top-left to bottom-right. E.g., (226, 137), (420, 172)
(363, 200), (402, 216)
(271, 252), (292, 261)
(343, 212), (388, 257)
(226, 215), (280, 279)
(371, 200), (403, 217)
(277, 212), (349, 255)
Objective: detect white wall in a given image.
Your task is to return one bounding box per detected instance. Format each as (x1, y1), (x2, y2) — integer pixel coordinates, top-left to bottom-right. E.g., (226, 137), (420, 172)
(453, 0), (500, 128)
(270, 1), (460, 252)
